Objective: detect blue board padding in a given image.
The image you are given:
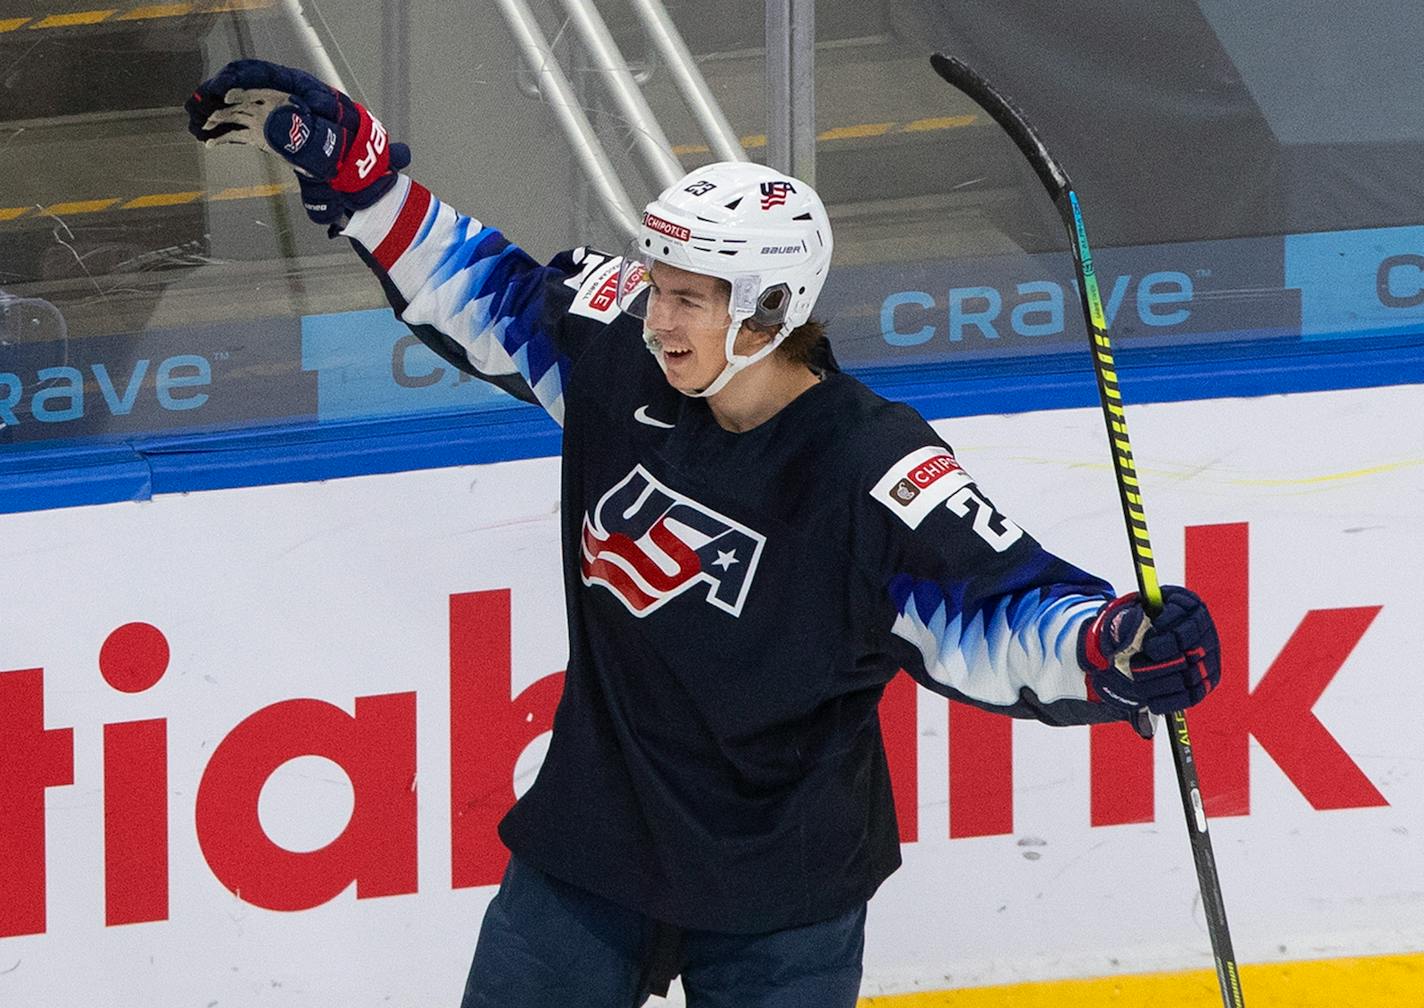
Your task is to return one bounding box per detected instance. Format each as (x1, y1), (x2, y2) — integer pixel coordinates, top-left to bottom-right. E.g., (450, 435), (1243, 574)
(2, 331), (1420, 515)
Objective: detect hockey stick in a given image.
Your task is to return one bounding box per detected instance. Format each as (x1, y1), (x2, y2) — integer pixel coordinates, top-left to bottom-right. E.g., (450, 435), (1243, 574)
(928, 52), (1245, 1008)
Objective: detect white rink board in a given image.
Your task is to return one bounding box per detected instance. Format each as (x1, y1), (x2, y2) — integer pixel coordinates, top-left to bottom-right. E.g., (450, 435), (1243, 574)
(1, 383), (1421, 1007)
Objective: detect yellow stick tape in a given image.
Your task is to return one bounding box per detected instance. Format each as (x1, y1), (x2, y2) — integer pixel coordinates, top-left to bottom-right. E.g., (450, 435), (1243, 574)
(856, 951), (1424, 1007)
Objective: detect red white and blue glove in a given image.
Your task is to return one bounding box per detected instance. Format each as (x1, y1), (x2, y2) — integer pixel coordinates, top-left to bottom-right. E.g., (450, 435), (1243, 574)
(185, 59), (410, 227)
(1078, 585), (1221, 717)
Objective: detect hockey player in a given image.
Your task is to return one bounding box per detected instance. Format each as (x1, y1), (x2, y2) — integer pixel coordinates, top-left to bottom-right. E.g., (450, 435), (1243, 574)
(187, 61), (1222, 1008)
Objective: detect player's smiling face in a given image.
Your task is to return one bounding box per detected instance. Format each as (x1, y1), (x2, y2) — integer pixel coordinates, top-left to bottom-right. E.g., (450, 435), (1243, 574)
(644, 261), (738, 394)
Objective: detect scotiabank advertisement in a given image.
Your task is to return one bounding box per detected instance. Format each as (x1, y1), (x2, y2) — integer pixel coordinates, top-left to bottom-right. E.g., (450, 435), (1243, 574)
(2, 384), (1420, 1006)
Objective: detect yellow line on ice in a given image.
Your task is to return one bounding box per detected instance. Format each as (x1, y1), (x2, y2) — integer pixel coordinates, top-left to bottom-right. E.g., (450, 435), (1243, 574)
(0, 183), (299, 227)
(903, 114), (976, 132)
(117, 2), (195, 18)
(11, 106), (974, 215)
(670, 114), (979, 156)
(122, 191), (203, 208)
(1232, 457), (1424, 487)
(210, 183), (289, 201)
(819, 122), (896, 141)
(855, 951), (1424, 1007)
(30, 9), (115, 27)
(44, 197), (119, 214)
(19, 0), (272, 33)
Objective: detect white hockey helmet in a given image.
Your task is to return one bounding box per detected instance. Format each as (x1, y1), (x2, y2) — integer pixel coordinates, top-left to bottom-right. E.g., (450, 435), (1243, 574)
(617, 161), (834, 397)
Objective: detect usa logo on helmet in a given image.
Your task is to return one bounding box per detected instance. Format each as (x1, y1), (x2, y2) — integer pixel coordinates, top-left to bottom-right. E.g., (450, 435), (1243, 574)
(759, 180), (796, 210)
(581, 466), (765, 617)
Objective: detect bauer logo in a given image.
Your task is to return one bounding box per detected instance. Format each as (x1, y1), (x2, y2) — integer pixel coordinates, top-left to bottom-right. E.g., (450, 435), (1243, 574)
(642, 212), (691, 242)
(580, 465), (765, 617)
(871, 446), (973, 529)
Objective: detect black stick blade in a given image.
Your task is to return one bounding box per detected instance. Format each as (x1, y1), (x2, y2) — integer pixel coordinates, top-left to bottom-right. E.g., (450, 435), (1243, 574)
(929, 52), (1071, 200)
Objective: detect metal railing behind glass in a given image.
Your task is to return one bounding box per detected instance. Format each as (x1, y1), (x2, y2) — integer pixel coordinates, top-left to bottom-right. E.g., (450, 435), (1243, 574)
(495, 0), (746, 241)
(625, 0), (745, 165)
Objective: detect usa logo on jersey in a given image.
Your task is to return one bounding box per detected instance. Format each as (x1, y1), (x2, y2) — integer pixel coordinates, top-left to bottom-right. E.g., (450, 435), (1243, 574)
(581, 465), (765, 617)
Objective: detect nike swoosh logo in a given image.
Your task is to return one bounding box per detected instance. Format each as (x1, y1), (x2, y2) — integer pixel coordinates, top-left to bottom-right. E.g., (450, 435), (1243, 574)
(633, 405), (675, 429)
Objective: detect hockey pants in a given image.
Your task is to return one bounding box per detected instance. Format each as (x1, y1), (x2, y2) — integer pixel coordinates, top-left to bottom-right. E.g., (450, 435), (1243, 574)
(459, 855), (866, 1008)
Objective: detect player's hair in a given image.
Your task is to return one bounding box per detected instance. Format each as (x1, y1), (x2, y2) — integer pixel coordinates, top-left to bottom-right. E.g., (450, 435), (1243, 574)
(775, 318), (827, 367)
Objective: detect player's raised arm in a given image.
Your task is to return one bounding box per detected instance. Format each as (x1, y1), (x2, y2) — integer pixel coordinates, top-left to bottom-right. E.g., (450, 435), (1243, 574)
(186, 59), (615, 426)
(863, 411), (1219, 727)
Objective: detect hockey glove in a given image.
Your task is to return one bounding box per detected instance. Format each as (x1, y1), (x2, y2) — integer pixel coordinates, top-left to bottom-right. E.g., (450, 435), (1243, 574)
(1078, 585), (1220, 716)
(185, 59), (411, 226)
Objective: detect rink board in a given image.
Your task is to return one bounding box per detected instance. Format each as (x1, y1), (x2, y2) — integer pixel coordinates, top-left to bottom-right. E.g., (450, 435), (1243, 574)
(1, 383), (1421, 1006)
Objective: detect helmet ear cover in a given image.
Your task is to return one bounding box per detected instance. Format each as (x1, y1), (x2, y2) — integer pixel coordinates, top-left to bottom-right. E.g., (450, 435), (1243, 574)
(750, 283), (792, 327)
(727, 274), (790, 328)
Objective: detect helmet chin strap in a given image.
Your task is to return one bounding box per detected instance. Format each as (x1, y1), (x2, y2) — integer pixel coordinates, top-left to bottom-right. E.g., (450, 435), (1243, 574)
(644, 317), (791, 399)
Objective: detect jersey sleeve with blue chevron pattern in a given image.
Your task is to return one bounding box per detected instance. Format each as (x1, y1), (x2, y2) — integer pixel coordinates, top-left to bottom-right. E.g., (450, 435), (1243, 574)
(864, 404), (1123, 725)
(340, 175), (630, 426)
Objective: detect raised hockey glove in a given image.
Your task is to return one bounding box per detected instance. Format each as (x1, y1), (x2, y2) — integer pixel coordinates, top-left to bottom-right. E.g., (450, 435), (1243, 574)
(1078, 585), (1220, 716)
(185, 59), (411, 226)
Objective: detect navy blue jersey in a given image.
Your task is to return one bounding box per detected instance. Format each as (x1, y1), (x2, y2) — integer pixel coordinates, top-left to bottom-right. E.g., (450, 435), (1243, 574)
(344, 177), (1126, 933)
